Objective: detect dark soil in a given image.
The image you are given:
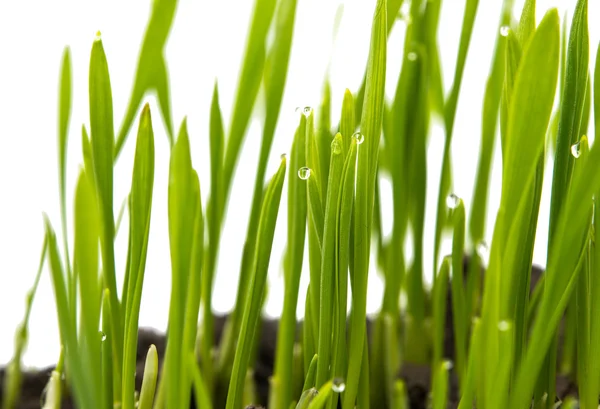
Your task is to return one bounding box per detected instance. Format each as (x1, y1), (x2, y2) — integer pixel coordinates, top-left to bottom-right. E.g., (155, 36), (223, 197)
(0, 257), (575, 409)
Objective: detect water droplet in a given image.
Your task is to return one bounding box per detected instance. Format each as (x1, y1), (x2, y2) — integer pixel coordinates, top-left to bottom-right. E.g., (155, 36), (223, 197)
(398, 2), (412, 23)
(500, 25), (510, 37)
(476, 241), (489, 263)
(442, 360), (453, 370)
(303, 106), (313, 116)
(498, 320), (511, 331)
(95, 31), (102, 40)
(331, 138), (342, 155)
(332, 377), (346, 393)
(298, 167), (311, 180)
(100, 331), (107, 341)
(280, 153), (287, 161)
(353, 132), (364, 145)
(446, 193), (460, 209)
(407, 51), (418, 61)
(571, 141), (581, 158)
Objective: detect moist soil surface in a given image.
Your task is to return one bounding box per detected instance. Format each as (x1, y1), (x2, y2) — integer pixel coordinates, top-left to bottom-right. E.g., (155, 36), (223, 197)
(0, 259), (575, 409)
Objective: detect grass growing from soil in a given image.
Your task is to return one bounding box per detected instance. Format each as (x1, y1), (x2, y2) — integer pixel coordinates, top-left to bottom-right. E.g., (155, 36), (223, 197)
(3, 0), (600, 408)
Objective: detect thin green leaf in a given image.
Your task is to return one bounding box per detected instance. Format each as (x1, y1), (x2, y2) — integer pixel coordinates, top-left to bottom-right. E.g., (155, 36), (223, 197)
(272, 111), (308, 409)
(137, 345), (158, 409)
(89, 35), (122, 381)
(122, 104), (155, 409)
(225, 158), (286, 409)
(115, 0), (178, 155)
(344, 1), (386, 407)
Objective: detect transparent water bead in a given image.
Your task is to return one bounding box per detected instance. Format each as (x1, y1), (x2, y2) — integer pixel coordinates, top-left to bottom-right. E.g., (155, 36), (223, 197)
(353, 132), (365, 145)
(298, 167), (311, 180)
(100, 331), (107, 341)
(442, 360), (454, 370)
(407, 51), (418, 61)
(571, 141), (581, 158)
(332, 377), (346, 393)
(280, 153), (287, 161)
(331, 138), (342, 154)
(500, 25), (510, 37)
(446, 193), (460, 209)
(476, 240), (489, 263)
(498, 320), (511, 331)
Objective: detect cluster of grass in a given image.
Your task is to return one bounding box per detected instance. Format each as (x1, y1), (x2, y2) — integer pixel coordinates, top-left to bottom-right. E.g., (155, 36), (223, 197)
(2, 0), (600, 408)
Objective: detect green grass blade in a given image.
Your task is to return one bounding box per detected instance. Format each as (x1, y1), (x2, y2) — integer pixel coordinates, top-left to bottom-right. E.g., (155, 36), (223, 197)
(189, 353), (213, 409)
(220, 1), (299, 387)
(344, 1), (386, 407)
(295, 388), (318, 409)
(450, 200), (467, 383)
(58, 47), (72, 285)
(432, 257), (450, 372)
(165, 119), (198, 409)
(316, 82), (332, 196)
(101, 289), (114, 409)
(272, 113), (308, 409)
(45, 217), (94, 409)
(431, 361), (451, 409)
(2, 238), (47, 409)
(543, 1), (588, 403)
(137, 345), (158, 409)
(306, 380), (336, 409)
(457, 318), (481, 409)
(201, 82), (225, 394)
(179, 171), (203, 409)
(329, 139), (357, 409)
(339, 89), (355, 155)
(115, 0), (178, 155)
(595, 42), (600, 142)
(469, 0), (516, 257)
(74, 168), (102, 405)
(303, 285), (316, 377)
(315, 134), (345, 388)
(220, 0), (278, 212)
(478, 8), (559, 406)
(303, 354), (318, 392)
(122, 105), (155, 409)
(549, 0), (589, 248)
(433, 0), (480, 270)
(225, 158), (286, 409)
(89, 35), (122, 382)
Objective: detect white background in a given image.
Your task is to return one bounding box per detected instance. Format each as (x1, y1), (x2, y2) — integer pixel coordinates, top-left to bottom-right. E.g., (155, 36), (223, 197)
(0, 0), (598, 367)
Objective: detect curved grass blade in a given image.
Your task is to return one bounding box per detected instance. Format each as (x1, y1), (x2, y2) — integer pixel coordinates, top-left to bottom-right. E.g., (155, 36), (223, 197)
(57, 47), (72, 286)
(477, 8), (559, 407)
(295, 388), (318, 409)
(201, 82), (225, 393)
(41, 351), (64, 409)
(45, 217), (95, 409)
(74, 168), (102, 405)
(137, 345), (158, 409)
(179, 171), (203, 409)
(543, 0), (589, 403)
(450, 201), (466, 383)
(220, 0), (278, 212)
(432, 257), (450, 373)
(115, 0), (178, 155)
(271, 112), (308, 409)
(315, 134), (345, 388)
(89, 35), (122, 381)
(468, 0), (512, 317)
(431, 361), (451, 409)
(344, 1), (386, 407)
(122, 105), (155, 409)
(433, 0), (480, 271)
(2, 238), (47, 409)
(225, 158), (286, 409)
(339, 89), (355, 155)
(101, 289), (114, 409)
(165, 119), (198, 409)
(316, 82), (332, 196)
